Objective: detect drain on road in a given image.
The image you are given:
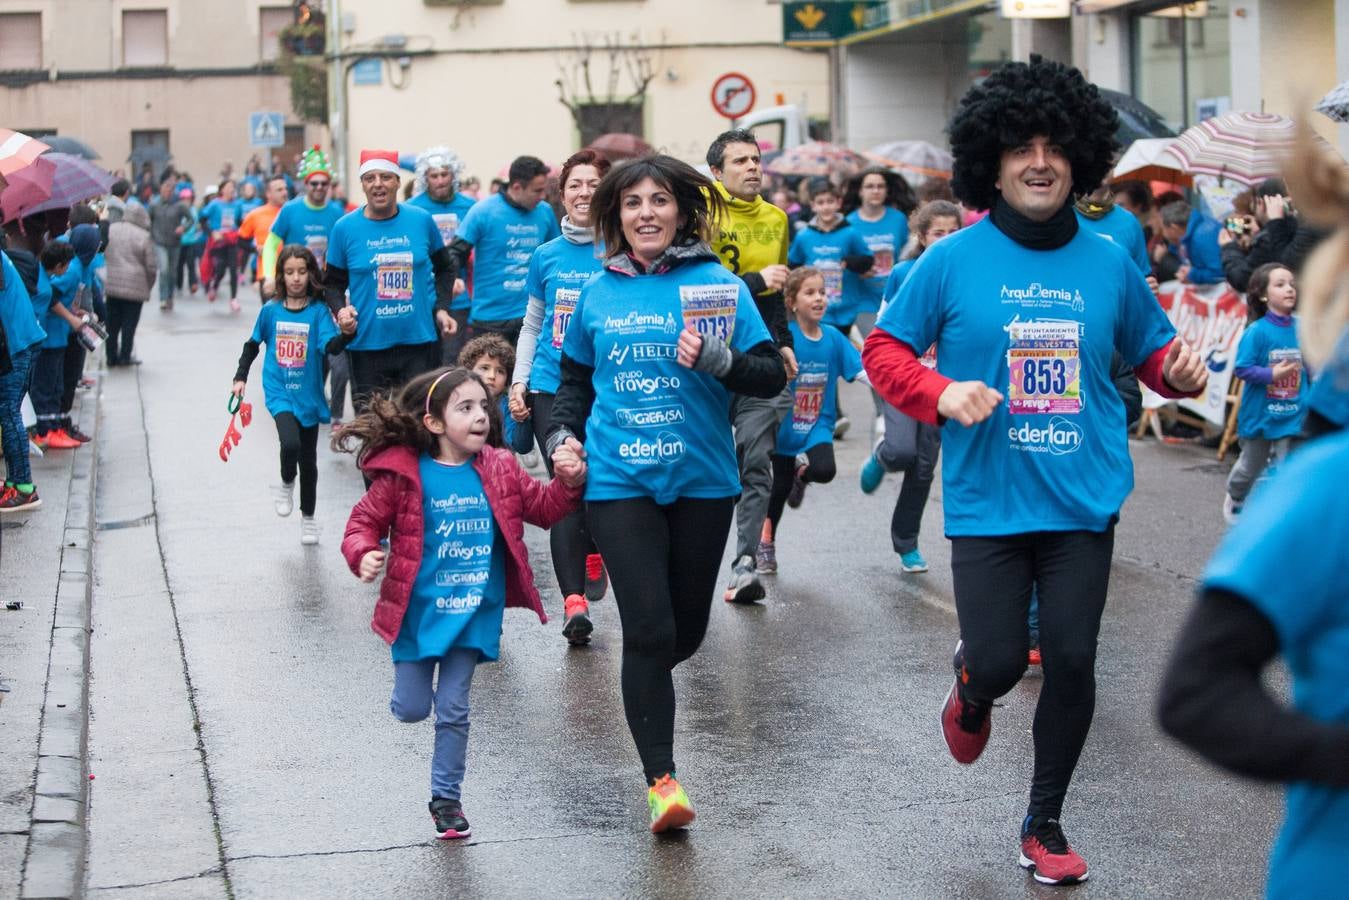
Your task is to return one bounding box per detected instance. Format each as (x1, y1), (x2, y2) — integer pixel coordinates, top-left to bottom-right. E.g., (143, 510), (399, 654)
(96, 513), (157, 531)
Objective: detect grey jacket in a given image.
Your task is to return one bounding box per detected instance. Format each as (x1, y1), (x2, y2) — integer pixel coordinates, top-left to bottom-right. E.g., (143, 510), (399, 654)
(103, 204), (158, 302)
(149, 198), (193, 247)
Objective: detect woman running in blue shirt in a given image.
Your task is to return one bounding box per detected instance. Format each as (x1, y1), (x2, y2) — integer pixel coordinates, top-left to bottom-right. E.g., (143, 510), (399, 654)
(546, 155), (785, 833)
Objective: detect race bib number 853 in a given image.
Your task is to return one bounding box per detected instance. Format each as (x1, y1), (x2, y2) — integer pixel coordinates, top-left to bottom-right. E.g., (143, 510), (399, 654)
(1006, 320), (1082, 415)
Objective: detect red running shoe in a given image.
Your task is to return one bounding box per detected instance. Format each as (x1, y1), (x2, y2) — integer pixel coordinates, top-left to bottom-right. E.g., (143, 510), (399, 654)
(1028, 646), (1042, 667)
(1020, 816), (1089, 884)
(584, 553), (607, 602)
(561, 594), (593, 646)
(940, 675), (991, 764)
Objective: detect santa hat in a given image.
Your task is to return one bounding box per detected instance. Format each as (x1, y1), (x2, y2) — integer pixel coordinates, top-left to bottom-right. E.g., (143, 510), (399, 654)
(358, 149), (400, 178)
(297, 145), (333, 183)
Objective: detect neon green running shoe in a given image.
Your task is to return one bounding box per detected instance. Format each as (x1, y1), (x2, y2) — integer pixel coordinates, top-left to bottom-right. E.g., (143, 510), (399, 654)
(647, 774), (695, 833)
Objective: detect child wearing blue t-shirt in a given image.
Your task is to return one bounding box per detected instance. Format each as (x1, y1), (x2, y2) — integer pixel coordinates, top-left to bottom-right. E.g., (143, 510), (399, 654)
(458, 333), (534, 457)
(760, 268), (865, 571)
(231, 246), (355, 544)
(339, 367), (585, 840)
(1224, 263), (1307, 523)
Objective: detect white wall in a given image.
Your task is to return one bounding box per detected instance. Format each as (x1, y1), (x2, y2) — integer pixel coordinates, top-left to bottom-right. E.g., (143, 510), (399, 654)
(842, 39), (967, 152)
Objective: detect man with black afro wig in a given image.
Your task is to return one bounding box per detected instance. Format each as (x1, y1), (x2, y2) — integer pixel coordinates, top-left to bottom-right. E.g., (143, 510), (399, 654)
(862, 55), (1209, 887)
(948, 54), (1121, 214)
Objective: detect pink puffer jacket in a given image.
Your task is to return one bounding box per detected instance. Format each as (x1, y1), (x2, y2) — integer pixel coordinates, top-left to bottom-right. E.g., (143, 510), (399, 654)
(341, 444), (581, 643)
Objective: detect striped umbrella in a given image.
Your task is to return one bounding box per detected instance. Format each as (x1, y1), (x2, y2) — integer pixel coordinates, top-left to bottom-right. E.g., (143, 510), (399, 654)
(765, 141), (870, 178)
(1316, 80), (1349, 124)
(1165, 112), (1297, 187)
(16, 152), (116, 218)
(0, 128), (51, 179)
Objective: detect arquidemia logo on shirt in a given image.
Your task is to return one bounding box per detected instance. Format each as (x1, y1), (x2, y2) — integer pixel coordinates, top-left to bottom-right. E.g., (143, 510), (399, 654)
(618, 430), (686, 465)
(1007, 416), (1083, 455)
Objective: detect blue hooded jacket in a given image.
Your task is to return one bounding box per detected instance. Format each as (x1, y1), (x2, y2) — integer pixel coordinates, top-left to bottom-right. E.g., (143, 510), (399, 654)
(1181, 208), (1224, 285)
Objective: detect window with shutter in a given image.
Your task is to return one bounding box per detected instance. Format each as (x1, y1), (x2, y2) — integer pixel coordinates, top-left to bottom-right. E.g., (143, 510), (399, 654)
(123, 9), (168, 67)
(0, 13), (42, 70)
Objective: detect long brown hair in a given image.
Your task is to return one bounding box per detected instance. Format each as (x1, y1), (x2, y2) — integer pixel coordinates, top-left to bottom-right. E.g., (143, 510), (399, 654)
(274, 244), (325, 300)
(332, 367), (501, 463)
(1283, 118), (1349, 367)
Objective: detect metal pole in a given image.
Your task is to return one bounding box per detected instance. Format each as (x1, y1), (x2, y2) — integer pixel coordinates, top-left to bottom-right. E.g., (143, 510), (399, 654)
(327, 0), (348, 191)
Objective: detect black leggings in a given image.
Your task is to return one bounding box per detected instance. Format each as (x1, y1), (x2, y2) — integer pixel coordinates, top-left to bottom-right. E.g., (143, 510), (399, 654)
(209, 244), (238, 298)
(950, 527), (1115, 820)
(104, 296), (144, 365)
(275, 412), (319, 516)
(765, 443), (836, 535)
(528, 391), (594, 598)
(586, 495), (736, 784)
(60, 335), (85, 423)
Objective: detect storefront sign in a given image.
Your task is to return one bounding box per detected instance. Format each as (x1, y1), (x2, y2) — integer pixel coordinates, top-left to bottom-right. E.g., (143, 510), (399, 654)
(783, 1), (890, 46)
(999, 0), (1070, 17)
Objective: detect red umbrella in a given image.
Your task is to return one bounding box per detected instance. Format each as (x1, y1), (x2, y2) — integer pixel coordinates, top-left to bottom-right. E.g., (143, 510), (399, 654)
(0, 156), (58, 223)
(585, 133), (654, 162)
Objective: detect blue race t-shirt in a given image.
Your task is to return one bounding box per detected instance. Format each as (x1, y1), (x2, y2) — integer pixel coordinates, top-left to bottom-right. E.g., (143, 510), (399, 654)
(524, 236), (604, 394)
(776, 321), (862, 454)
(240, 196), (263, 217)
(0, 252), (45, 358)
(325, 205), (443, 352)
(562, 258), (772, 505)
(1076, 205), (1150, 276)
(201, 198), (244, 233)
(875, 217), (1175, 536)
(1202, 429), (1349, 900)
(457, 193), (560, 323)
(393, 456), (506, 663)
(408, 192), (477, 310)
(249, 300), (339, 427)
(788, 221), (874, 328)
(269, 197), (345, 269)
(883, 258), (917, 310)
(42, 257), (87, 350)
(847, 208), (908, 315)
(1235, 315), (1308, 440)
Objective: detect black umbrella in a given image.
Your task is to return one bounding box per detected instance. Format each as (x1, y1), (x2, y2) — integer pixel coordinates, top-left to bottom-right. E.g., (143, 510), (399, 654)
(40, 135), (100, 160)
(1098, 89), (1176, 145)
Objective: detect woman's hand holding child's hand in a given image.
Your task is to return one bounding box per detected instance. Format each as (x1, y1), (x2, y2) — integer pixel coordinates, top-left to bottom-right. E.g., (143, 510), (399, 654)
(358, 549), (386, 582)
(551, 437), (588, 488)
(508, 384), (530, 422)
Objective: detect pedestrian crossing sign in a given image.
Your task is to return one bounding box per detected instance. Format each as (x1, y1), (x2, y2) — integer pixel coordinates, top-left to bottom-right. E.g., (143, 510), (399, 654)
(249, 112), (285, 148)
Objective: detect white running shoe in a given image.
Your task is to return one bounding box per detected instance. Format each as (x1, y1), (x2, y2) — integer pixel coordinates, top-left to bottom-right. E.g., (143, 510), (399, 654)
(1222, 493), (1242, 525)
(273, 482), (295, 517)
(301, 515), (319, 545)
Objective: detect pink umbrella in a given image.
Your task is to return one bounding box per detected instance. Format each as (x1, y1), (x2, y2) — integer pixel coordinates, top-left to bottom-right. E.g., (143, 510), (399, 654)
(0, 157), (58, 223)
(0, 128), (51, 179)
(765, 141), (869, 178)
(585, 133), (654, 162)
(1166, 112), (1299, 187)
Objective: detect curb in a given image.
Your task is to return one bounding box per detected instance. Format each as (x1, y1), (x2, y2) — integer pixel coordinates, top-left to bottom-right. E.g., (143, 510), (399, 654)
(21, 381), (99, 900)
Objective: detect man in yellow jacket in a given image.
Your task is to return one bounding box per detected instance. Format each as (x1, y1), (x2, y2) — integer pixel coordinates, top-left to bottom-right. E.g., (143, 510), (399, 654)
(706, 129), (797, 603)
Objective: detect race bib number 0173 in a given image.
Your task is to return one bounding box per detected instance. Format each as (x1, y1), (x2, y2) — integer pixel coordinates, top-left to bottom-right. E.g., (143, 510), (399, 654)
(679, 283), (738, 343)
(1006, 320), (1082, 415)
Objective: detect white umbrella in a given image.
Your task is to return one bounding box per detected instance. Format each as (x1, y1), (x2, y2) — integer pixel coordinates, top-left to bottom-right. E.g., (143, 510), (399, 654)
(864, 141), (953, 186)
(1316, 80), (1349, 124)
(1111, 137), (1192, 187)
(1166, 112), (1298, 187)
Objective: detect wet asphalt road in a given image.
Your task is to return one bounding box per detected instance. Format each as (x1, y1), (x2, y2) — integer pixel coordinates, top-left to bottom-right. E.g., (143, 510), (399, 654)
(80, 285), (1280, 899)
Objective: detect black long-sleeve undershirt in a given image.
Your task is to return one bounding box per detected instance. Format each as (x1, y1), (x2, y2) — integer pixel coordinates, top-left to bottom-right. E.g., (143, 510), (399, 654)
(1157, 587), (1349, 787)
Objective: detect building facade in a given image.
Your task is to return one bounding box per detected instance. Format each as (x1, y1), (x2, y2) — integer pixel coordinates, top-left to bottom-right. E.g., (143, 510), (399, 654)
(333, 0), (830, 188)
(0, 0), (318, 186)
(824, 0), (1347, 156)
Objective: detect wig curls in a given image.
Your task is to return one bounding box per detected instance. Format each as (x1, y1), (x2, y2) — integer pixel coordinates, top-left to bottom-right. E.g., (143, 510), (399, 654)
(948, 55), (1120, 212)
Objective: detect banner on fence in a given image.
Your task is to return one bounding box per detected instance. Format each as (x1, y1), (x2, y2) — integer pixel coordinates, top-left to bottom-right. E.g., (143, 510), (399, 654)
(1141, 280), (1247, 426)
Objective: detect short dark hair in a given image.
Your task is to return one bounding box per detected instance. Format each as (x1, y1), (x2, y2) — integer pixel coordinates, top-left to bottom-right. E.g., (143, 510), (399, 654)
(593, 155), (725, 257)
(559, 149), (612, 191)
(1255, 178), (1287, 199)
(458, 333), (515, 385)
(507, 156), (549, 187)
(807, 177), (839, 200)
(267, 174), (289, 191)
(1160, 201), (1191, 228)
(948, 55), (1119, 211)
(39, 240), (75, 271)
(1115, 180), (1153, 212)
(706, 129), (759, 170)
(68, 204), (98, 227)
(110, 179), (130, 198)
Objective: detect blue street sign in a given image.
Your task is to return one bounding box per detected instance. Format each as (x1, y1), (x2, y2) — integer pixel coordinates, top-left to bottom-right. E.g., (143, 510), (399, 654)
(249, 111), (285, 149)
(352, 58), (382, 86)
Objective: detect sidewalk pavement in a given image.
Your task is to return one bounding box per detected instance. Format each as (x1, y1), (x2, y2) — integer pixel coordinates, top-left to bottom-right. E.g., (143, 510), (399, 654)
(1, 379), (100, 900)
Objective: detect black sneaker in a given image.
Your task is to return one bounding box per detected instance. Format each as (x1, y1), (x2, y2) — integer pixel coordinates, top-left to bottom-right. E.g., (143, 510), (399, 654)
(786, 453), (809, 509)
(429, 797), (471, 840)
(66, 426), (93, 443)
